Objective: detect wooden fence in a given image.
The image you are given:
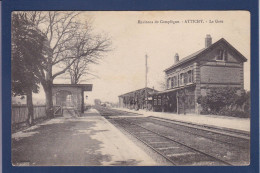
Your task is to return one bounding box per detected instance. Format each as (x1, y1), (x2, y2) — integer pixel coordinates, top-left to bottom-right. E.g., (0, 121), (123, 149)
(12, 105), (46, 125)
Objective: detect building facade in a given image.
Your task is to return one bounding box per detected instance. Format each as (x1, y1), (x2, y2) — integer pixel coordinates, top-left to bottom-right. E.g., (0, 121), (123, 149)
(118, 87), (158, 110)
(152, 35), (247, 114)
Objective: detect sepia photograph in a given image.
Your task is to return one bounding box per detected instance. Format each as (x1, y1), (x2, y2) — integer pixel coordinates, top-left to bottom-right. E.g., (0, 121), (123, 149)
(11, 11), (250, 166)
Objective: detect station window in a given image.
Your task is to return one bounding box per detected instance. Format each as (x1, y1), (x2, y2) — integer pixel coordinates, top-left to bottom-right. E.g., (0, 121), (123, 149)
(158, 99), (161, 105)
(171, 77), (174, 88)
(167, 78), (171, 89)
(172, 76), (177, 87)
(158, 96), (161, 105)
(184, 73), (188, 84)
(180, 73), (184, 85)
(187, 70), (194, 83)
(153, 96), (157, 105)
(216, 49), (227, 61)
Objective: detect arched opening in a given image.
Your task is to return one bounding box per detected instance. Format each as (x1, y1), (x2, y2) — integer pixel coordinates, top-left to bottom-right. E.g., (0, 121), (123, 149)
(55, 90), (74, 108)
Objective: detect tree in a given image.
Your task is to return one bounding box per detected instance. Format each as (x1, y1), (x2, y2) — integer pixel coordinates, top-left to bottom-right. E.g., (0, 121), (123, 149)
(198, 87), (237, 113)
(23, 11), (111, 117)
(11, 13), (46, 124)
(197, 87), (250, 117)
(67, 58), (99, 84)
(65, 30), (108, 84)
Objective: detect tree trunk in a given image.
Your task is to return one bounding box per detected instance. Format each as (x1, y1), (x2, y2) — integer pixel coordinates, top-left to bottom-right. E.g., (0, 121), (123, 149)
(42, 63), (54, 118)
(43, 80), (54, 118)
(26, 90), (34, 125)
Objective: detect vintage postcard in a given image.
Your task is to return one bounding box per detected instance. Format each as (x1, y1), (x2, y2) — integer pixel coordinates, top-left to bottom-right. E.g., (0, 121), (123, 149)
(11, 11), (250, 166)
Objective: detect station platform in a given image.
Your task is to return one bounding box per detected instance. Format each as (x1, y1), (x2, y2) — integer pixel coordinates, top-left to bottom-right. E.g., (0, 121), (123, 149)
(12, 108), (157, 166)
(113, 108), (250, 132)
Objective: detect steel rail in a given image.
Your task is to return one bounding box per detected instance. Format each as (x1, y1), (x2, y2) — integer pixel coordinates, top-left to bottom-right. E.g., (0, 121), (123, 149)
(96, 106), (141, 116)
(98, 108), (248, 149)
(129, 117), (249, 149)
(98, 107), (248, 149)
(98, 107), (249, 139)
(114, 118), (234, 166)
(149, 116), (250, 138)
(110, 118), (178, 166)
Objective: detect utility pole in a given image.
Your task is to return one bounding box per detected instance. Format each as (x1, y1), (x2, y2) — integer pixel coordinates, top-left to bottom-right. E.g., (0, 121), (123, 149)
(145, 54), (148, 110)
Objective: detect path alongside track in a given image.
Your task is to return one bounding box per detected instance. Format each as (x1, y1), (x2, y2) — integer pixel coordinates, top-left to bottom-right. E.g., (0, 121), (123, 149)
(12, 109), (157, 166)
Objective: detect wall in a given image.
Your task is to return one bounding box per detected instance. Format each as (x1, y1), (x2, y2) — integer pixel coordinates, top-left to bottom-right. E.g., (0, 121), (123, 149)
(199, 43), (244, 87)
(165, 61), (195, 89)
(177, 86), (195, 114)
(200, 66), (241, 84)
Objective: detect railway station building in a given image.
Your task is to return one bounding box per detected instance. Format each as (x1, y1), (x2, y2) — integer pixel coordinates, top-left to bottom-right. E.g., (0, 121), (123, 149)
(118, 87), (158, 110)
(152, 35), (247, 114)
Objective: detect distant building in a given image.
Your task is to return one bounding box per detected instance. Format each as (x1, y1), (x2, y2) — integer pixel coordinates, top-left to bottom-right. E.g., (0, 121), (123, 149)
(152, 35), (247, 114)
(118, 87), (158, 110)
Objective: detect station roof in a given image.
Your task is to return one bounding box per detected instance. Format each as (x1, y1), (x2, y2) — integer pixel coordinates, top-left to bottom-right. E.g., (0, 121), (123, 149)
(164, 38), (247, 73)
(118, 87), (158, 97)
(52, 84), (93, 91)
(153, 83), (196, 95)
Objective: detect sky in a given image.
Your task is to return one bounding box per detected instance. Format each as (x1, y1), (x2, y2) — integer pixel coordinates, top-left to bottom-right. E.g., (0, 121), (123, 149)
(30, 11), (250, 104)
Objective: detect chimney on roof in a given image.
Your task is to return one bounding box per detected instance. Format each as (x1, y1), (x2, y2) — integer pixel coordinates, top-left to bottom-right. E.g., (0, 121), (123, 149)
(205, 34), (212, 48)
(174, 53), (179, 64)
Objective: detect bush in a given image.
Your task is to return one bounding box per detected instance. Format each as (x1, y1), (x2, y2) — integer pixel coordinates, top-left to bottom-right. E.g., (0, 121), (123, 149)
(198, 87), (250, 118)
(218, 107), (250, 118)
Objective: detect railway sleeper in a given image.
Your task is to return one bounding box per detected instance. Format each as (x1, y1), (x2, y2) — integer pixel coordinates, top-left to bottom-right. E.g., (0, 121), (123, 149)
(168, 152), (225, 166)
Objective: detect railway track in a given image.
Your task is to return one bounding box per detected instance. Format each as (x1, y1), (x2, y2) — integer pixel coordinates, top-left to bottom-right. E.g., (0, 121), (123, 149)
(110, 118), (232, 166)
(95, 107), (250, 165)
(96, 107), (249, 146)
(123, 117), (250, 149)
(149, 116), (250, 137)
(94, 106), (141, 116)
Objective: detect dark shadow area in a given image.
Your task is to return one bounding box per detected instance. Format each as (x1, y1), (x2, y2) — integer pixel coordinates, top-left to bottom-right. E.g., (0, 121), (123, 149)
(12, 118), (112, 166)
(110, 159), (141, 166)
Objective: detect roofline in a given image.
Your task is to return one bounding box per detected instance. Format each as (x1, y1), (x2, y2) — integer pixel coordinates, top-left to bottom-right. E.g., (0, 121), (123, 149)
(52, 84), (93, 87)
(152, 83), (196, 95)
(222, 38), (247, 62)
(52, 84), (93, 91)
(164, 38), (247, 72)
(118, 87), (158, 97)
